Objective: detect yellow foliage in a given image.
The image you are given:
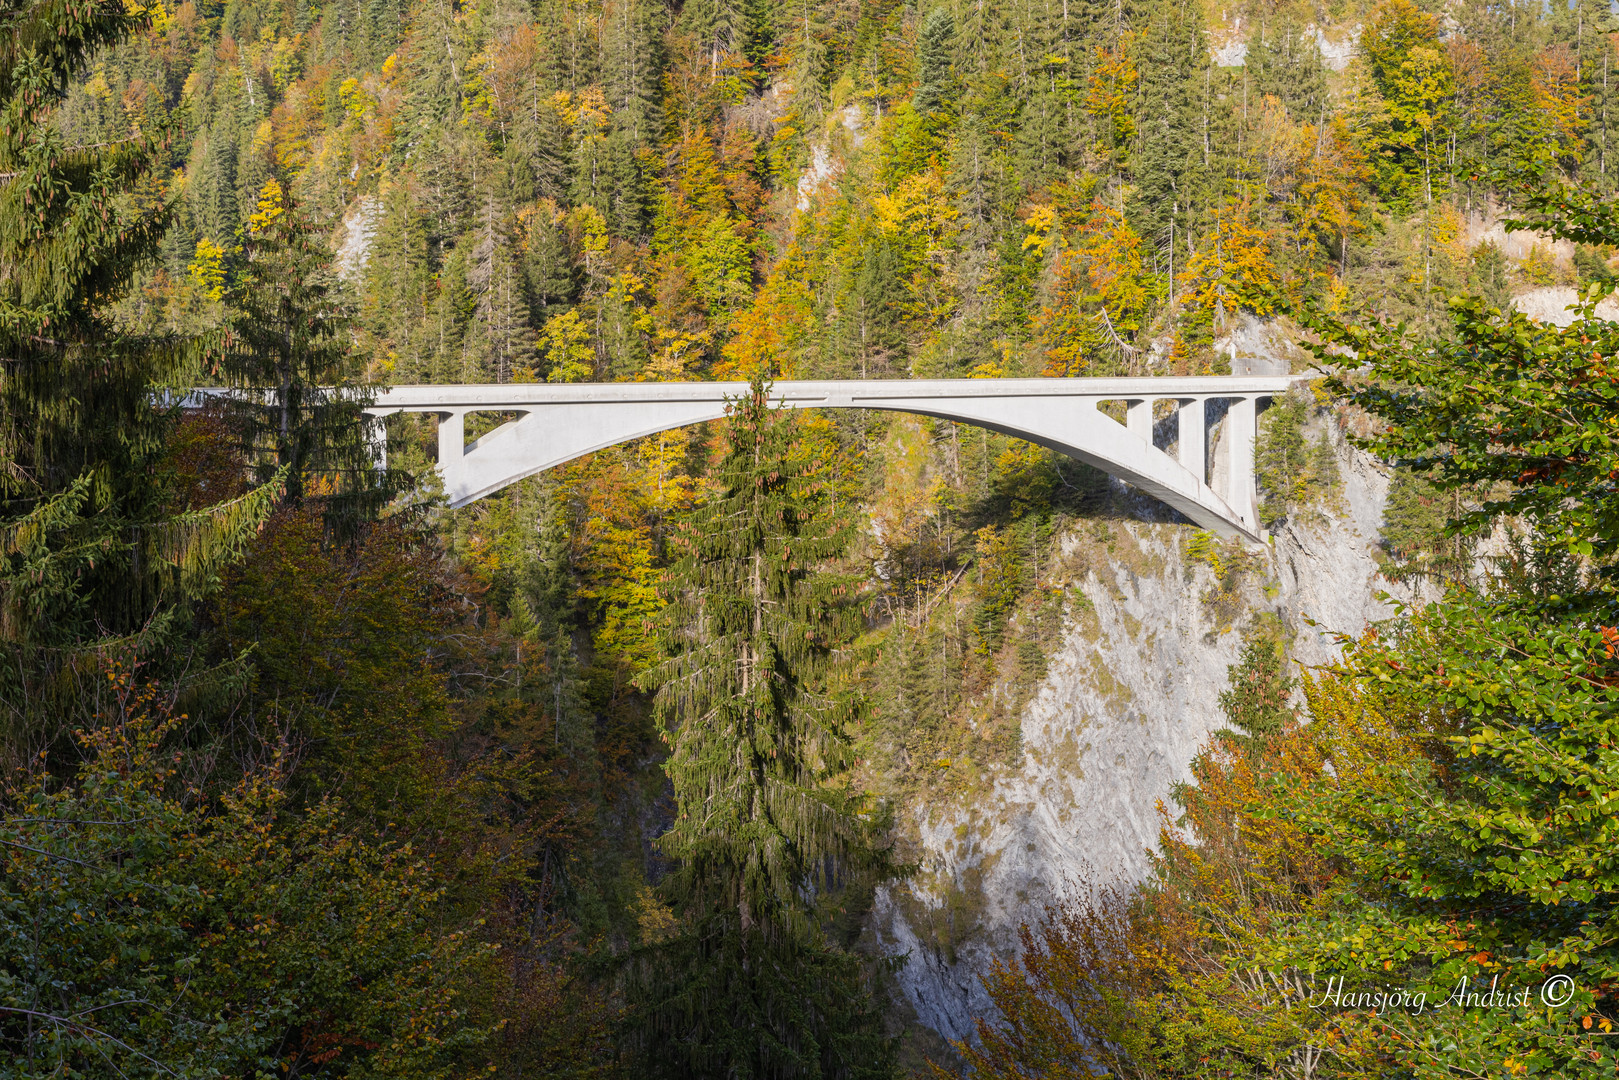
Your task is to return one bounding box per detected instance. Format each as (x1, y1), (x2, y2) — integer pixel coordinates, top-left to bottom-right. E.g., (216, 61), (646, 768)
(1532, 44), (1586, 161)
(1520, 241), (1557, 286)
(188, 237), (227, 303)
(720, 254), (814, 378)
(1036, 202), (1149, 376)
(1021, 205), (1059, 257)
(1185, 199), (1281, 318)
(1083, 38), (1138, 150)
(269, 34), (302, 91)
(246, 179), (285, 234)
(634, 883), (678, 944)
(871, 168), (958, 239)
(540, 310), (595, 383)
(338, 77), (372, 120)
(123, 0), (170, 29)
(85, 67), (113, 103)
(250, 119), (273, 159)
(552, 86), (610, 129)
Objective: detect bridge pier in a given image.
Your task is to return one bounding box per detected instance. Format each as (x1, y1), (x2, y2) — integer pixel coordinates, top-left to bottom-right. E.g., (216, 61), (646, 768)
(1224, 396), (1259, 530)
(354, 376), (1305, 544)
(366, 379), (1297, 542)
(1177, 398), (1207, 482)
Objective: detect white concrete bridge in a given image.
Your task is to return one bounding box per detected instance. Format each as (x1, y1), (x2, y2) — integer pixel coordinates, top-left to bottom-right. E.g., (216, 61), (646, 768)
(363, 377), (1307, 543)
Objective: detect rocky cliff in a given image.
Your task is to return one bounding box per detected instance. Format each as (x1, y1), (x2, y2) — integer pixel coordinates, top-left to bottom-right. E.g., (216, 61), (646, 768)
(869, 420), (1406, 1049)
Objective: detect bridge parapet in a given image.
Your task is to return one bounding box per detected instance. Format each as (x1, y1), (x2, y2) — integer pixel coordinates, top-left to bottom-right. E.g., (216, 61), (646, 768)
(360, 376), (1311, 544)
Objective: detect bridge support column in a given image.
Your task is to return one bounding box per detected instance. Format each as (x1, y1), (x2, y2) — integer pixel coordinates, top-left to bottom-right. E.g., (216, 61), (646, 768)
(365, 414), (389, 471)
(436, 410), (465, 481)
(1177, 398), (1205, 483)
(1225, 396), (1257, 532)
(1126, 398), (1153, 442)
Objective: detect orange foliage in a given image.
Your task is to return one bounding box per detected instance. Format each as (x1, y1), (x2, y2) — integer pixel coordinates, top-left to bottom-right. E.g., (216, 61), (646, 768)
(1084, 38), (1138, 153)
(1185, 199), (1283, 317)
(1035, 201), (1149, 377)
(1532, 43), (1587, 166)
(953, 715), (1348, 1078)
(720, 252), (816, 378)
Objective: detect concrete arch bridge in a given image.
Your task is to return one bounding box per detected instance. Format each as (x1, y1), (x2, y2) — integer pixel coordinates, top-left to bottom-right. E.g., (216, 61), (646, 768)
(364, 377), (1308, 544)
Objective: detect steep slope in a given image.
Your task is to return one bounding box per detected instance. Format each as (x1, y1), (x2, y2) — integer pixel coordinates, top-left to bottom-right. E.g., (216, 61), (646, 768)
(869, 425), (1403, 1046)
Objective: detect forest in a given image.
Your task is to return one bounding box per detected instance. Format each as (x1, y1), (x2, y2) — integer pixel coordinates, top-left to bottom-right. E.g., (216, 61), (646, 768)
(2, 0), (1618, 1072)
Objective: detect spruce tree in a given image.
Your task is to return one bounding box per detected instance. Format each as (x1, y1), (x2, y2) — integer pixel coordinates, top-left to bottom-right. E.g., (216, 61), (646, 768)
(1248, 17), (1327, 121)
(0, 0), (277, 745)
(630, 378), (898, 1080)
(1127, 0), (1212, 279)
(464, 185), (533, 383)
(913, 7), (957, 115)
(221, 180), (394, 525)
(1216, 634), (1294, 753)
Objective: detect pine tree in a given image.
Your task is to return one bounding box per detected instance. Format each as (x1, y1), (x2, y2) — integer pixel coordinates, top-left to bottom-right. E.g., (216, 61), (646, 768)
(629, 378), (898, 1080)
(222, 180), (395, 524)
(0, 0), (277, 741)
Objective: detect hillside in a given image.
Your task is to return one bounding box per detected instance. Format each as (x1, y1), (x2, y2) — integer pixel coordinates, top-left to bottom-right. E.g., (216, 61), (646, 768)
(15, 0), (1619, 1072)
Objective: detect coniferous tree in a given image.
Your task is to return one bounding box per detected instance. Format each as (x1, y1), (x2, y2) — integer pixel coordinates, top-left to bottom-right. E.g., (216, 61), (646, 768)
(1215, 634), (1294, 753)
(1249, 17), (1328, 121)
(1128, 0), (1211, 284)
(464, 186), (534, 382)
(603, 0), (665, 148)
(0, 0), (278, 748)
(629, 378), (898, 1080)
(913, 7), (957, 115)
(222, 180), (396, 524)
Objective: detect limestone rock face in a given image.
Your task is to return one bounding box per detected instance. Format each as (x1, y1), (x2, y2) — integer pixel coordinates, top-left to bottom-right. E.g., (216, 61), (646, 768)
(870, 431), (1404, 1045)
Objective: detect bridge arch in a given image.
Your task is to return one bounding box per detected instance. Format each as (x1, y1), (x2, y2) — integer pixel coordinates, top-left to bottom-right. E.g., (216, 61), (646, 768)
(364, 377), (1308, 544)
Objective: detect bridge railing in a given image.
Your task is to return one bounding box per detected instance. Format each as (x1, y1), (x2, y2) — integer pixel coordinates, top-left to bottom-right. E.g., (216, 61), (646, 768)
(355, 376), (1313, 543)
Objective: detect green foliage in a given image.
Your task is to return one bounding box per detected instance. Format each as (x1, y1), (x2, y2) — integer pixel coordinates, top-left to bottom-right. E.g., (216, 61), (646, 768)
(1254, 391), (1339, 529)
(630, 378), (898, 1078)
(972, 524), (1023, 654)
(912, 8), (956, 116)
(1574, 243), (1616, 287)
(213, 507), (458, 820)
(0, 669), (496, 1079)
(1278, 598), (1619, 1078)
(1313, 289), (1619, 588)
(0, 0), (277, 750)
(1379, 465), (1479, 584)
(1215, 632), (1294, 752)
(222, 180), (396, 525)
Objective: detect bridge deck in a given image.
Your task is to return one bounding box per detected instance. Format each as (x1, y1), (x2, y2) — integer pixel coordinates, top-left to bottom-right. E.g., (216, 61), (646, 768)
(362, 376), (1312, 544)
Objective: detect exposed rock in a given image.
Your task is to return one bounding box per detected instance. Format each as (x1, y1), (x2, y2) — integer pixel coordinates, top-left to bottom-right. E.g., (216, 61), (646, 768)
(1512, 286), (1619, 327)
(333, 195), (381, 284)
(796, 105), (864, 211)
(1218, 313), (1314, 375)
(870, 424), (1405, 1046)
(1464, 204), (1573, 263)
(1207, 17), (1359, 70)
(1315, 24), (1360, 72)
